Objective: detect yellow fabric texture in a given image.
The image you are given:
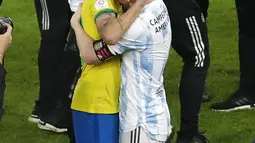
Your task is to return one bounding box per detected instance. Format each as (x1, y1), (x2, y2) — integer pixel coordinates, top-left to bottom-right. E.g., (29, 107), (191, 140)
(71, 0), (122, 114)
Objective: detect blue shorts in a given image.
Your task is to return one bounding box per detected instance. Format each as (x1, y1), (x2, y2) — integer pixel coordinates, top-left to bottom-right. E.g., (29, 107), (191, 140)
(72, 110), (119, 143)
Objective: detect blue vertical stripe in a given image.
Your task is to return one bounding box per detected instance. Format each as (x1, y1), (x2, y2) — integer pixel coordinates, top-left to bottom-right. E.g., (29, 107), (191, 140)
(119, 65), (128, 132)
(144, 34), (158, 128)
(133, 52), (142, 127)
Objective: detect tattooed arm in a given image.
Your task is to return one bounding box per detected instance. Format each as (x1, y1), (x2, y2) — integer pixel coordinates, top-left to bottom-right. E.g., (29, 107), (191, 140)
(96, 0), (146, 44)
(71, 0), (146, 64)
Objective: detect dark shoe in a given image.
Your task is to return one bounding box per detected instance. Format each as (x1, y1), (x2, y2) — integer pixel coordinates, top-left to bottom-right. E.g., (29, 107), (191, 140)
(28, 106), (40, 123)
(252, 139), (255, 143)
(211, 90), (255, 112)
(202, 87), (212, 102)
(176, 132), (210, 143)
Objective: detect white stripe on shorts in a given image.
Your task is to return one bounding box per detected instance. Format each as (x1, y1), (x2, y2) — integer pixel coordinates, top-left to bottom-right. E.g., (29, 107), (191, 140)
(120, 127), (165, 143)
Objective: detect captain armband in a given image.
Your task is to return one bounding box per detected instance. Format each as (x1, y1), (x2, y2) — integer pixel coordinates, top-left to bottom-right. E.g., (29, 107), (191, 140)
(93, 39), (118, 61)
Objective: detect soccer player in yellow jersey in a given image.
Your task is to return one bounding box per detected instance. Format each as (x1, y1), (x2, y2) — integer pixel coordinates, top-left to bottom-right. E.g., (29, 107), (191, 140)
(70, 0), (146, 142)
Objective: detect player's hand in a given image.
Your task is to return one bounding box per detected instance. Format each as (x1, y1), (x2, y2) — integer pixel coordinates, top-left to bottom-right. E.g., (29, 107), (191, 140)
(71, 3), (83, 30)
(0, 24), (12, 55)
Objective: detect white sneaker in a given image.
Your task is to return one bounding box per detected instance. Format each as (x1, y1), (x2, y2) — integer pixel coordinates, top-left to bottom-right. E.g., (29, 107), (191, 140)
(37, 119), (67, 133)
(28, 114), (40, 124)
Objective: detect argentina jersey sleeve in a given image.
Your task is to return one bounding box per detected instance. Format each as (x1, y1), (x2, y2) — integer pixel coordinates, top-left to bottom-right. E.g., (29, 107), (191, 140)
(108, 19), (148, 54)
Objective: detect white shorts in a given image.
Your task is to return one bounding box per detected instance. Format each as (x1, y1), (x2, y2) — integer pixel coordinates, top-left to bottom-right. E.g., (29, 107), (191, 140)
(119, 127), (165, 143)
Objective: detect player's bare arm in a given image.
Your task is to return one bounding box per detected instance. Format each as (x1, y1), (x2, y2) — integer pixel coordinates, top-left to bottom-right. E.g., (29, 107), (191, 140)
(71, 5), (101, 65)
(71, 0), (147, 65)
(96, 0), (146, 44)
(72, 23), (117, 65)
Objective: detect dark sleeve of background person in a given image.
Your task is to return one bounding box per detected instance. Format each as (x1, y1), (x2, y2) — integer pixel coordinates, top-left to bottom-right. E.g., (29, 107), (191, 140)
(194, 0), (209, 18)
(67, 66), (82, 143)
(0, 63), (7, 121)
(65, 13), (81, 143)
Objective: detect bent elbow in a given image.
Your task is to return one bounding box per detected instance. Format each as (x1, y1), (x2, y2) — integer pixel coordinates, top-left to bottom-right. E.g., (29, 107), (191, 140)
(82, 56), (95, 65)
(82, 56), (101, 65)
(80, 54), (92, 65)
(83, 58), (93, 65)
(85, 59), (101, 65)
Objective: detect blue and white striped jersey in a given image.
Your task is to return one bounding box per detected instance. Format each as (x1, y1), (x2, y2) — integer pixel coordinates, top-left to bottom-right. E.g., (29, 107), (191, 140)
(109, 0), (172, 141)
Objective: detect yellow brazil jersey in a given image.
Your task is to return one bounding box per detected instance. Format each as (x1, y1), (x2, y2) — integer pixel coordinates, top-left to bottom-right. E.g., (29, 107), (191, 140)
(71, 0), (122, 114)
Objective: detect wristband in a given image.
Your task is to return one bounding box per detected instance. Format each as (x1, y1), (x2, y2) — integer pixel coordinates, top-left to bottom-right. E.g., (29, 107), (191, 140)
(93, 39), (115, 61)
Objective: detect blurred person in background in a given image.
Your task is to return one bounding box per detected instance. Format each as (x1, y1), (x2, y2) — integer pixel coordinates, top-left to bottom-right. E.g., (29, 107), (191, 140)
(37, 0), (84, 134)
(164, 0), (210, 142)
(211, 1), (255, 142)
(29, 0), (72, 133)
(65, 0), (83, 142)
(211, 1), (255, 111)
(0, 24), (12, 121)
(195, 0), (210, 102)
(0, 0), (13, 121)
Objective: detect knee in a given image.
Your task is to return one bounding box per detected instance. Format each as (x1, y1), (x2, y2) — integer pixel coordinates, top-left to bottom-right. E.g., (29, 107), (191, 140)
(183, 53), (210, 75)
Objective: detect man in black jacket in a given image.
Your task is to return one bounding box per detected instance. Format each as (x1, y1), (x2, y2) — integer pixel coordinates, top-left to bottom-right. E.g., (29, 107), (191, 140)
(0, 23), (12, 120)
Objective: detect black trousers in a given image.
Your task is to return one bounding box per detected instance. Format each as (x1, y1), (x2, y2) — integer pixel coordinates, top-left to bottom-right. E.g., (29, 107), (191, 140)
(164, 0), (210, 137)
(235, 0), (255, 100)
(194, 0), (209, 18)
(34, 0), (72, 116)
(65, 27), (81, 143)
(67, 65), (81, 143)
(0, 63), (6, 120)
(41, 28), (81, 126)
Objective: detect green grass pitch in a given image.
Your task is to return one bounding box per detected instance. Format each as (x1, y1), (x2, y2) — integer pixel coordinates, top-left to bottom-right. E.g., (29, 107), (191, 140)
(0, 0), (254, 142)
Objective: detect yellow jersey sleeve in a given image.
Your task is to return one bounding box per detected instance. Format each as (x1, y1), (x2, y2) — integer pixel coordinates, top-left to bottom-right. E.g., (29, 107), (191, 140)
(91, 0), (118, 21)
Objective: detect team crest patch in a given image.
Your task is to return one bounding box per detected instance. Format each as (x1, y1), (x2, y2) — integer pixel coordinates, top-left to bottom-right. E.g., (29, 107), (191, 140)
(95, 0), (109, 10)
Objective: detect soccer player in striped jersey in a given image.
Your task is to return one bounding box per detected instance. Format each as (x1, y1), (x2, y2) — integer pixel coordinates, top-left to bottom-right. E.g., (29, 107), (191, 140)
(71, 0), (172, 142)
(70, 0), (146, 142)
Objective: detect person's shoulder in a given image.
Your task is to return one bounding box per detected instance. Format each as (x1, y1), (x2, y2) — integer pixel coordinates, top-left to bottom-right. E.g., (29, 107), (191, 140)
(123, 18), (148, 42)
(91, 0), (117, 10)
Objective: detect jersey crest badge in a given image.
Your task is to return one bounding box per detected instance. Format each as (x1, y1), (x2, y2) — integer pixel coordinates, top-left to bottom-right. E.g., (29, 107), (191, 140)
(95, 0), (109, 10)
